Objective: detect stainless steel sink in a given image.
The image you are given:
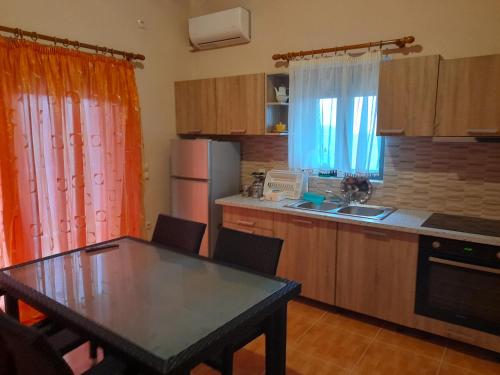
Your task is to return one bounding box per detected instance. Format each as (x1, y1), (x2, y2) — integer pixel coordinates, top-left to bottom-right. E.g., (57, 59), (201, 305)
(288, 201), (340, 212)
(286, 200), (395, 220)
(335, 205), (395, 220)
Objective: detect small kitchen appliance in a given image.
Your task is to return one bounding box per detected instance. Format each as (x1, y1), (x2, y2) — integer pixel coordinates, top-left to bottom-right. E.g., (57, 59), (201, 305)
(250, 171), (266, 198)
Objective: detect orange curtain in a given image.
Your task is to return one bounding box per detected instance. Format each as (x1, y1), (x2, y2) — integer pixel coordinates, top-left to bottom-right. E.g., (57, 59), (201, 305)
(0, 37), (144, 322)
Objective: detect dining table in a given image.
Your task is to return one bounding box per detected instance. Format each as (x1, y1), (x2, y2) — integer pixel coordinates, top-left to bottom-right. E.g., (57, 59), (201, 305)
(0, 236), (300, 374)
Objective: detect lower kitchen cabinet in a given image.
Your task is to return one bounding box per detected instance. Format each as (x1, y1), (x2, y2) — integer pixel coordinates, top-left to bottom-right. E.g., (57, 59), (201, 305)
(336, 223), (419, 327)
(274, 214), (337, 305)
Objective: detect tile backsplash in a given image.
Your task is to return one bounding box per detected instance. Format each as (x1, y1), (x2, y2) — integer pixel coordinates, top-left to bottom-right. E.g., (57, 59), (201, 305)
(239, 136), (500, 220)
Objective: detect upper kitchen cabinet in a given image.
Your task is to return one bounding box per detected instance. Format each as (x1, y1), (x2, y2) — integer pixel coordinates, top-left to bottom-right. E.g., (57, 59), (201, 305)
(175, 79), (217, 135)
(215, 73), (266, 135)
(377, 55), (440, 136)
(435, 54), (500, 136)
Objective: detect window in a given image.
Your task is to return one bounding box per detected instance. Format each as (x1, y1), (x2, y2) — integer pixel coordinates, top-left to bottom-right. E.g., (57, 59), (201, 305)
(288, 51), (384, 179)
(319, 97), (384, 179)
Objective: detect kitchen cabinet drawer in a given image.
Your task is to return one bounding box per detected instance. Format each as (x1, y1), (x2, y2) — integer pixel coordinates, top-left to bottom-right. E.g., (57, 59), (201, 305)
(336, 223), (418, 326)
(274, 214), (336, 304)
(223, 206), (274, 231)
(377, 55), (440, 136)
(222, 222), (274, 237)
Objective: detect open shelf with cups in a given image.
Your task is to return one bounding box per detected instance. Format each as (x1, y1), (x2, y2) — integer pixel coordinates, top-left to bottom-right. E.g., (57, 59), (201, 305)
(265, 73), (289, 135)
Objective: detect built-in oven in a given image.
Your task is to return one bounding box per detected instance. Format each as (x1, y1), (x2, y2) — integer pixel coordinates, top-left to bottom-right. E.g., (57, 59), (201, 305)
(415, 235), (500, 335)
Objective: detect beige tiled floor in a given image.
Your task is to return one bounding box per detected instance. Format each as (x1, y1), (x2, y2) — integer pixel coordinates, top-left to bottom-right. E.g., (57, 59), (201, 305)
(66, 300), (500, 375)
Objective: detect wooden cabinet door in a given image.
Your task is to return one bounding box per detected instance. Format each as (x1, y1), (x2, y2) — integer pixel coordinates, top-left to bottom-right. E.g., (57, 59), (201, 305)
(435, 54), (500, 136)
(336, 224), (418, 326)
(215, 73), (265, 135)
(274, 214), (336, 304)
(377, 55), (440, 136)
(175, 79), (217, 135)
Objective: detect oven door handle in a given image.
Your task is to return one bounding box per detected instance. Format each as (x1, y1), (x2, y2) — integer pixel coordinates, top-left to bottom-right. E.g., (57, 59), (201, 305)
(428, 256), (500, 275)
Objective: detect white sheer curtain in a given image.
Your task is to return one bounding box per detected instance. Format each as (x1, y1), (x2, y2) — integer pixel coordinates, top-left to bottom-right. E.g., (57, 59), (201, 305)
(288, 51), (383, 175)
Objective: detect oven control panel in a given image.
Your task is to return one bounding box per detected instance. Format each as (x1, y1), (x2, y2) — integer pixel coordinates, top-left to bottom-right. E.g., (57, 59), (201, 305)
(420, 236), (500, 268)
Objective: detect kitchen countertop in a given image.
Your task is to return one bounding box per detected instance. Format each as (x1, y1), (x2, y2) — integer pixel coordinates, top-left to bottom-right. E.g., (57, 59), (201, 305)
(215, 195), (500, 247)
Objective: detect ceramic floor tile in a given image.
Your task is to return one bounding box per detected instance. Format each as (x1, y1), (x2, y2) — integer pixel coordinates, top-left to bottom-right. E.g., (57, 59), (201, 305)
(352, 342), (441, 375)
(318, 310), (381, 338)
(287, 310), (319, 342)
(191, 349), (264, 375)
(191, 363), (219, 375)
(243, 334), (266, 355)
(443, 343), (500, 375)
(294, 321), (372, 369)
(63, 343), (102, 374)
(288, 300), (326, 321)
(376, 326), (446, 359)
(286, 348), (349, 375)
(232, 348), (265, 375)
(438, 363), (475, 375)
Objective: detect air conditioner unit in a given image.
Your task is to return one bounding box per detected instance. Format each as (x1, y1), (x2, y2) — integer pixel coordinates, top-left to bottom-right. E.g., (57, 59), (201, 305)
(189, 7), (250, 50)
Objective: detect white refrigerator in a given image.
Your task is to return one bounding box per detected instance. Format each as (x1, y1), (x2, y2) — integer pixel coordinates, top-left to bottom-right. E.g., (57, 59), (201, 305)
(170, 139), (240, 257)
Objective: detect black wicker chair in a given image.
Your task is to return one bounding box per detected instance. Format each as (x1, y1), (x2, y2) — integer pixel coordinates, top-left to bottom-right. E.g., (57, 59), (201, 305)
(151, 214), (207, 255)
(207, 227), (284, 375)
(0, 312), (126, 375)
(212, 227), (283, 276)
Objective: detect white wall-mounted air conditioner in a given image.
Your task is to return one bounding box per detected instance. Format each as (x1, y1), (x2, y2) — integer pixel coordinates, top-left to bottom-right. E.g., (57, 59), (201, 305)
(189, 7), (250, 50)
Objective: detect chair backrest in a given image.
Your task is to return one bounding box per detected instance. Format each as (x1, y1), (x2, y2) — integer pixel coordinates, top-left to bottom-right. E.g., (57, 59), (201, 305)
(0, 313), (73, 375)
(213, 227), (283, 276)
(151, 214), (207, 255)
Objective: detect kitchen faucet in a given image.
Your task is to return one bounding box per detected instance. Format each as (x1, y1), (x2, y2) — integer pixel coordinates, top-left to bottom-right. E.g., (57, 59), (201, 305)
(324, 190), (351, 206)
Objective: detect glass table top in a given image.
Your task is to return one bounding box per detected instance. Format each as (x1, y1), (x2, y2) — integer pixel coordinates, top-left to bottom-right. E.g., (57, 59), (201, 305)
(3, 238), (287, 361)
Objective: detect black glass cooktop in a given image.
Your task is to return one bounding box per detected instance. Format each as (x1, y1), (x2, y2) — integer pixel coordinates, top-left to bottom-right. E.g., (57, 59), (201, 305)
(422, 213), (500, 237)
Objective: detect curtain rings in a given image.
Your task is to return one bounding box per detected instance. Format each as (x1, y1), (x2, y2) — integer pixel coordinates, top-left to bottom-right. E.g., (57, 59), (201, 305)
(31, 32), (38, 42)
(62, 39), (70, 47)
(53, 36), (58, 46)
(18, 29), (24, 39)
(74, 41), (80, 50)
(95, 45), (100, 54)
(379, 41), (383, 50)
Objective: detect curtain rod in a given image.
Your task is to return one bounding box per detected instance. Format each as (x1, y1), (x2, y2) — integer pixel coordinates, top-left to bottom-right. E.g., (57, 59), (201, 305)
(272, 36), (415, 61)
(0, 25), (145, 61)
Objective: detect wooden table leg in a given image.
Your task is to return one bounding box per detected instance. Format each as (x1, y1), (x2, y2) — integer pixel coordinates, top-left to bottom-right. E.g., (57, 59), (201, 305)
(5, 295), (20, 321)
(265, 304), (287, 375)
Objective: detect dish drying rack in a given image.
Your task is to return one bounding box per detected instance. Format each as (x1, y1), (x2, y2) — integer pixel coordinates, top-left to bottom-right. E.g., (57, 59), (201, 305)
(263, 169), (308, 199)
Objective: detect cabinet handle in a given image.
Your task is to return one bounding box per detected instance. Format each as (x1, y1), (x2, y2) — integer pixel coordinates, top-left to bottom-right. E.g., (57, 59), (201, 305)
(188, 129), (202, 134)
(291, 218), (314, 225)
(230, 129), (247, 134)
(466, 128), (498, 135)
(378, 129), (405, 135)
(363, 229), (387, 238)
(236, 220), (255, 227)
